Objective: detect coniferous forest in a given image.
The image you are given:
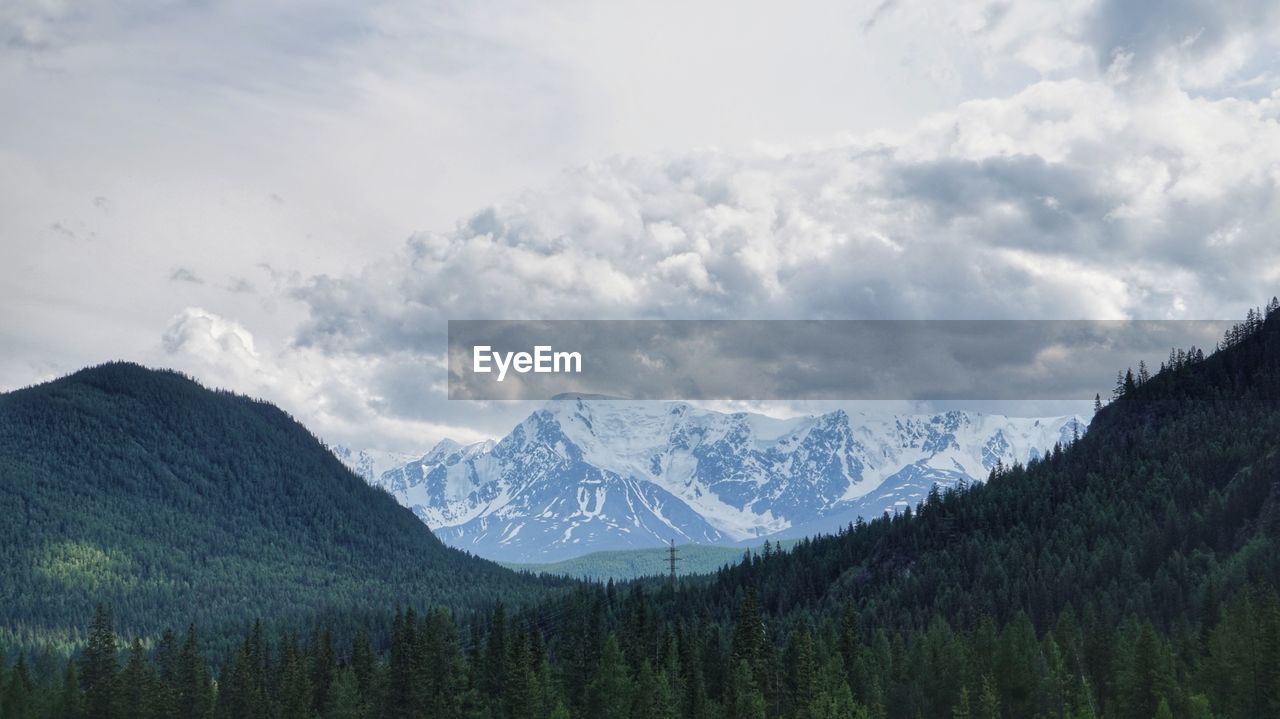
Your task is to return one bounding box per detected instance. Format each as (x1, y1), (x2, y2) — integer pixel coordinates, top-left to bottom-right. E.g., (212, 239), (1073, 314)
(4, 301), (1280, 718)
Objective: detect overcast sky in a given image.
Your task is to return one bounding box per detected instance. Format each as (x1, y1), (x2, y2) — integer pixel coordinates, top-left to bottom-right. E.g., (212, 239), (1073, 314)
(3, 0), (1280, 454)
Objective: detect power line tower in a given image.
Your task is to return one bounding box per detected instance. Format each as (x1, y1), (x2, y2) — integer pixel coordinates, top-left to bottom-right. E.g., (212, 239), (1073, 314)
(667, 538), (680, 584)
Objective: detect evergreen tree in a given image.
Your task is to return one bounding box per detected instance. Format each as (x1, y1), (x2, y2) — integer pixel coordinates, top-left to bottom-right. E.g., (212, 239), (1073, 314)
(2, 656), (33, 719)
(731, 591), (769, 702)
(586, 636), (632, 719)
(311, 626), (337, 716)
(325, 669), (363, 719)
(976, 675), (999, 719)
(725, 660), (767, 719)
(952, 686), (971, 719)
(994, 612), (1039, 717)
(351, 628), (376, 705)
(115, 638), (158, 719)
(784, 626), (818, 719)
(631, 660), (676, 719)
(278, 641), (313, 719)
(385, 608), (417, 719)
(174, 624), (212, 719)
(79, 604), (117, 718)
(58, 660), (84, 719)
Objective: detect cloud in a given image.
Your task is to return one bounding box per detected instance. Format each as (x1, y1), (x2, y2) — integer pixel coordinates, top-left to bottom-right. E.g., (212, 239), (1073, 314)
(907, 0), (1280, 87)
(162, 307), (259, 367)
(0, 0), (69, 50)
(7, 0), (1280, 454)
(225, 277), (255, 294)
(862, 0), (898, 31)
(295, 79), (1280, 348)
(447, 319), (1233, 401)
(279, 67), (1280, 446)
(168, 268), (204, 284)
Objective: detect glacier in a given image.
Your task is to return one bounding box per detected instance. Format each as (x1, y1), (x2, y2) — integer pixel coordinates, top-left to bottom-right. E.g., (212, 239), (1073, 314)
(342, 400), (1087, 563)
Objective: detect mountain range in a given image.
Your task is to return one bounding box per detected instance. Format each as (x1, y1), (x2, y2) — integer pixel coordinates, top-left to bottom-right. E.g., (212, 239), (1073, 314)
(347, 401), (1088, 562)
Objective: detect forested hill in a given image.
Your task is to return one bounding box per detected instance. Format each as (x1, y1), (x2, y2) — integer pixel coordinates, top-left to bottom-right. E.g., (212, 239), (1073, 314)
(0, 362), (560, 653)
(6, 306), (1280, 719)
(615, 303), (1280, 716)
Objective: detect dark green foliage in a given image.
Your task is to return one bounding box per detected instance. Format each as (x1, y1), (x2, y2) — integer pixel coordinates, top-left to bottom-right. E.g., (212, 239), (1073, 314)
(6, 305), (1280, 717)
(0, 362), (566, 655)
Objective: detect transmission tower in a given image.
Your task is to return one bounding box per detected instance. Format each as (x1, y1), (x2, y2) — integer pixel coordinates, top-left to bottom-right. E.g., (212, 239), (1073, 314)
(667, 538), (680, 584)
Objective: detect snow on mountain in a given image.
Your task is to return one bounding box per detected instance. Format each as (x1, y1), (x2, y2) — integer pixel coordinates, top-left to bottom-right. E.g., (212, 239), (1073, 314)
(332, 446), (416, 485)
(368, 400), (1087, 562)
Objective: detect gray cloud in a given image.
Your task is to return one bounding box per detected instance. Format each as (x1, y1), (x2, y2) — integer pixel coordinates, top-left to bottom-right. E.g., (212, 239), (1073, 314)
(8, 0), (1280, 454)
(448, 320), (1232, 401)
(1083, 0), (1280, 84)
(168, 268), (204, 284)
(279, 68), (1280, 441)
(225, 277), (255, 294)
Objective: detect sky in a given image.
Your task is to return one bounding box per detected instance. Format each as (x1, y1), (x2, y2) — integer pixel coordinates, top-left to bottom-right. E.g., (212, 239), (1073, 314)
(3, 0), (1280, 456)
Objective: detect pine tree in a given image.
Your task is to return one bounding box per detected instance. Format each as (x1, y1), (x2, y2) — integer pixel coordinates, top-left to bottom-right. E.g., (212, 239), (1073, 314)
(174, 624), (212, 719)
(812, 681), (866, 719)
(976, 675), (999, 719)
(586, 636), (632, 719)
(279, 641), (313, 719)
(80, 604), (118, 719)
(422, 607), (464, 719)
(115, 638), (157, 719)
(732, 591), (769, 700)
(631, 660), (676, 719)
(505, 626), (538, 719)
(311, 626), (337, 716)
(1117, 622), (1173, 719)
(59, 659), (84, 719)
(324, 669), (363, 719)
(153, 629), (180, 718)
(784, 626), (818, 719)
(385, 608), (417, 719)
(725, 659), (768, 719)
(952, 686), (971, 719)
(351, 628), (375, 704)
(995, 612), (1039, 717)
(2, 655), (33, 719)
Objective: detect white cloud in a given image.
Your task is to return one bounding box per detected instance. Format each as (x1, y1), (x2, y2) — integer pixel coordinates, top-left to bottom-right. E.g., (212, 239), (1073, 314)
(5, 0), (1280, 453)
(282, 72), (1280, 449)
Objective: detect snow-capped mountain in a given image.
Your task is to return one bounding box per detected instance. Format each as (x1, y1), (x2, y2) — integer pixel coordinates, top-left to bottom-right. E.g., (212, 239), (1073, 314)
(332, 446), (416, 485)
(368, 400), (1087, 562)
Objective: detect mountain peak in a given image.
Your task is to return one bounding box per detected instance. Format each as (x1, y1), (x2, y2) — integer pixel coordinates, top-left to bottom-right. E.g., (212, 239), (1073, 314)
(367, 400), (1089, 562)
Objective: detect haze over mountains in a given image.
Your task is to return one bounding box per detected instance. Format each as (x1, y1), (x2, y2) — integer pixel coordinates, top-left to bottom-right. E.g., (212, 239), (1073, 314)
(344, 400), (1087, 562)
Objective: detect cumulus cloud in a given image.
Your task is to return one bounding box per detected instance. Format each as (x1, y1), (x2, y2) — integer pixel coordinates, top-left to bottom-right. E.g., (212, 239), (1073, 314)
(158, 306), (523, 452)
(279, 50), (1280, 447)
(162, 307), (260, 369)
(8, 0), (1280, 454)
(295, 80), (1280, 353)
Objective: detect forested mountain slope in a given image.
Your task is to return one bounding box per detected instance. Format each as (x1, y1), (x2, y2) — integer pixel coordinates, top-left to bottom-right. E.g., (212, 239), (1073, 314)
(691, 305), (1280, 632)
(0, 363), (560, 653)
(6, 304), (1280, 719)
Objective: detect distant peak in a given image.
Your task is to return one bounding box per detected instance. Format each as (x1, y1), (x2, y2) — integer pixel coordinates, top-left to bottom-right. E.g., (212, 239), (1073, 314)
(422, 437), (495, 464)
